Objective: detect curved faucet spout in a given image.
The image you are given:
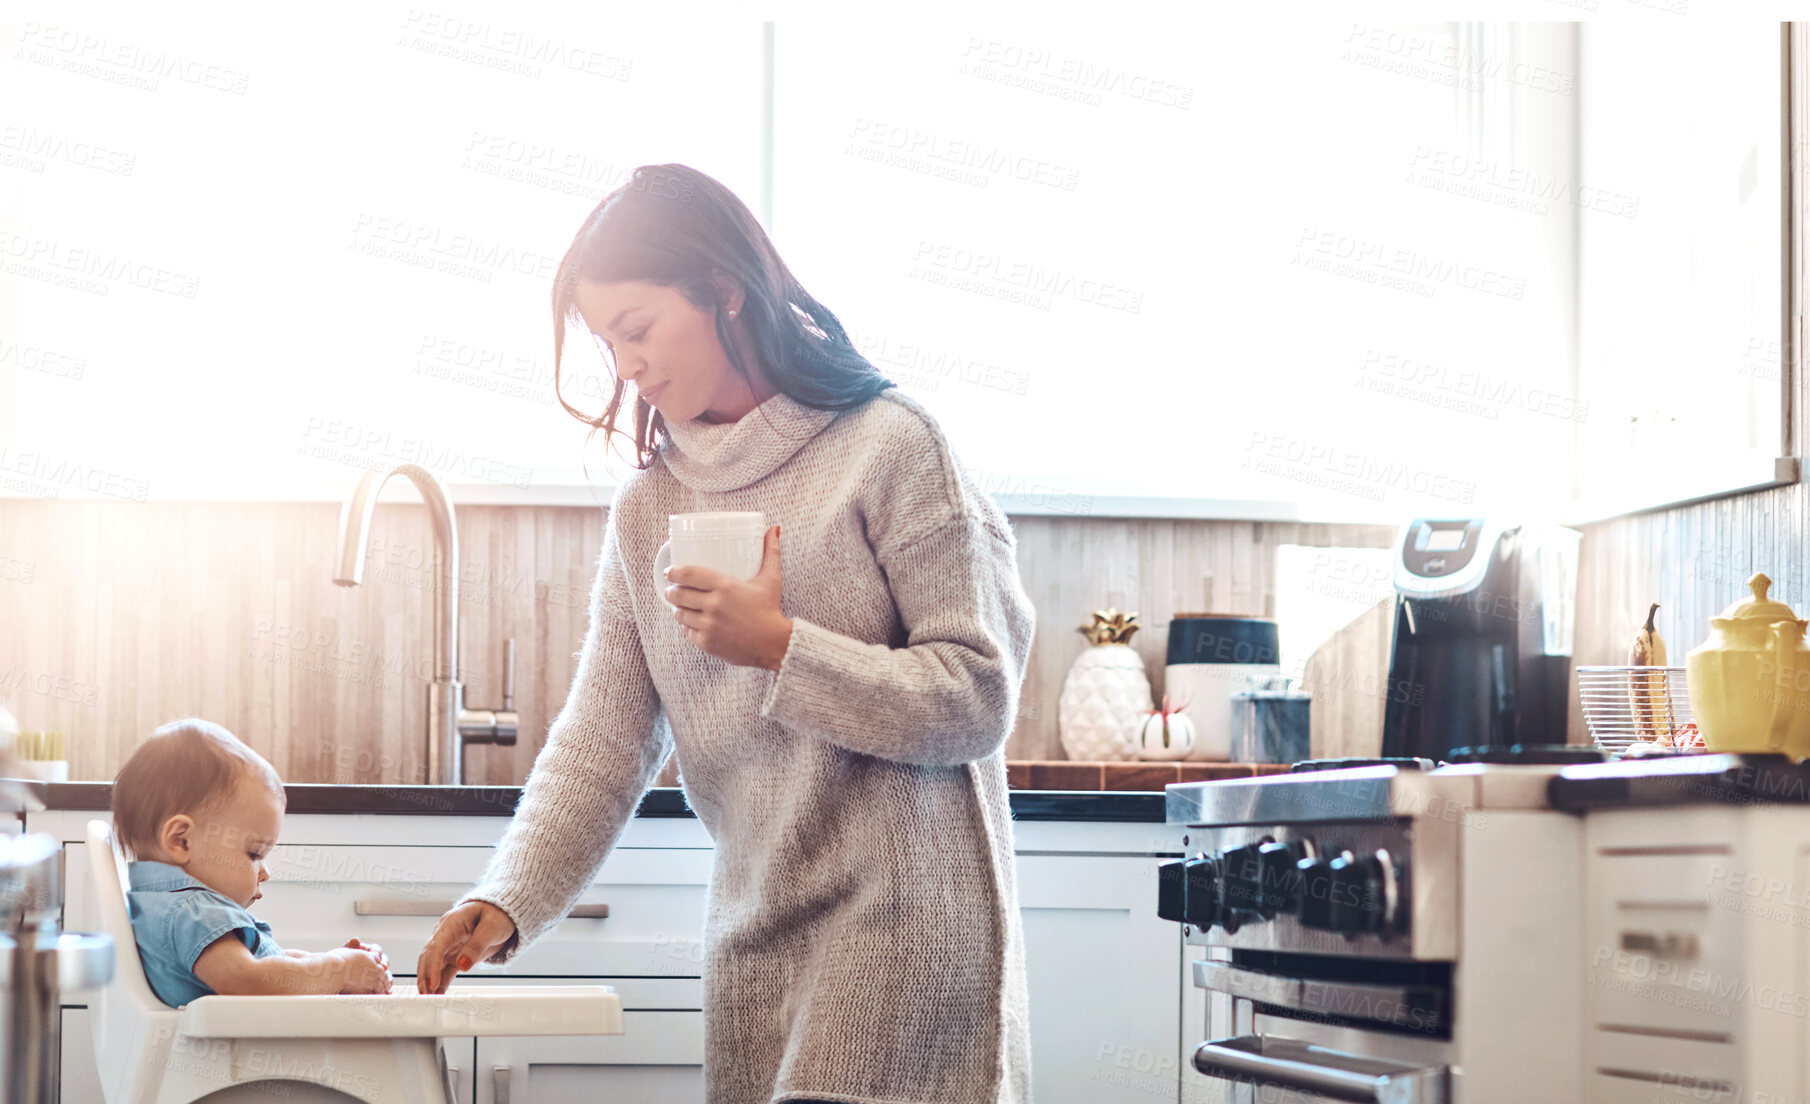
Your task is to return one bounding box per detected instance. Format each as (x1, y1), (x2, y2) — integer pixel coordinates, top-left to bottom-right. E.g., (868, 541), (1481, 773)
(332, 463), (459, 684)
(330, 465), (518, 784)
(332, 464), (466, 785)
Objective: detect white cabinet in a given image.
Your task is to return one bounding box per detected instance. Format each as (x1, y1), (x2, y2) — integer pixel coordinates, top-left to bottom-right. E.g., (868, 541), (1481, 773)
(249, 842), (713, 978)
(474, 1016), (706, 1103)
(58, 1007), (104, 1104)
(458, 976), (705, 1104)
(1018, 854), (1185, 1104)
(44, 812), (714, 1104)
(33, 809), (1183, 1104)
(446, 1038), (475, 1104)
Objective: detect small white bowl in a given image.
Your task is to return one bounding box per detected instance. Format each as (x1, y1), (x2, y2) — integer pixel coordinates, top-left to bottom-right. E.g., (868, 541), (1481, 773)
(13, 761), (68, 783)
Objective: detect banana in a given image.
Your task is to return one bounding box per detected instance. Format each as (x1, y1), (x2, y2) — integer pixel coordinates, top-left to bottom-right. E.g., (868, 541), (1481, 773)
(1628, 603), (1672, 744)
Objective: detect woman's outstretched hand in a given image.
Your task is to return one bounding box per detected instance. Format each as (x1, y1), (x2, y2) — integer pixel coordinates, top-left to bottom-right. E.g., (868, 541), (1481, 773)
(416, 900), (517, 994)
(664, 524), (794, 671)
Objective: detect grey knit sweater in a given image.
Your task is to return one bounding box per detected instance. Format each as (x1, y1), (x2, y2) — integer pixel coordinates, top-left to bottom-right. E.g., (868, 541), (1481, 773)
(456, 387), (1038, 1104)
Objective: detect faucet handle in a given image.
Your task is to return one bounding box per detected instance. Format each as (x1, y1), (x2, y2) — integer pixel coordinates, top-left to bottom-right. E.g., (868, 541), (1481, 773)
(495, 638), (517, 745)
(503, 638), (516, 712)
(458, 637), (519, 747)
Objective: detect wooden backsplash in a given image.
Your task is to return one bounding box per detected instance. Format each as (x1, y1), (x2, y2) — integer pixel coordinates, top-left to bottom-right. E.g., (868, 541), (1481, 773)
(0, 498), (1390, 783)
(1575, 485), (1805, 708)
(1306, 486), (1810, 755)
(1006, 515), (1394, 758)
(18, 483), (1801, 778)
(0, 500), (607, 786)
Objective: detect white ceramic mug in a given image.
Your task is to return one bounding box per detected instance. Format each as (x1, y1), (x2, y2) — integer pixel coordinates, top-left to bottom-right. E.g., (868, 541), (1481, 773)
(654, 512), (768, 612)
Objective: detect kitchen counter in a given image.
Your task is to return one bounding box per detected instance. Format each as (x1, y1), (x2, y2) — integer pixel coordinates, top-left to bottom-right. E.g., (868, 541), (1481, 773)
(16, 781), (1167, 822)
(1006, 760), (1289, 791)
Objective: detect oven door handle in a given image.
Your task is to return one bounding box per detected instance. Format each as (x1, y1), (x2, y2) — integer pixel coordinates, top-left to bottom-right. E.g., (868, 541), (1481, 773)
(1193, 960), (1443, 1032)
(1192, 1034), (1449, 1104)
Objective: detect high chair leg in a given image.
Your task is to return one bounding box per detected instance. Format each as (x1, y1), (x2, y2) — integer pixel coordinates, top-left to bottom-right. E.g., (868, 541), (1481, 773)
(437, 1041), (461, 1104)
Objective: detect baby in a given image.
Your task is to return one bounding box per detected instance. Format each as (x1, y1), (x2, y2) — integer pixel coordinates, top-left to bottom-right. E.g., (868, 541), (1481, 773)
(111, 718), (393, 1005)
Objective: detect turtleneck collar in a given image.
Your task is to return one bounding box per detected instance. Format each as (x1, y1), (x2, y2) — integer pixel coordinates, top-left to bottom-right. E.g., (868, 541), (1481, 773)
(658, 389), (843, 492)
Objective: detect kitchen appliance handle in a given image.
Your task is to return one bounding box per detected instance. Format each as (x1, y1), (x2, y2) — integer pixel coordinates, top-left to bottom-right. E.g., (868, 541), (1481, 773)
(1192, 1034), (1448, 1103)
(353, 898), (609, 919)
(1192, 960), (1431, 1027)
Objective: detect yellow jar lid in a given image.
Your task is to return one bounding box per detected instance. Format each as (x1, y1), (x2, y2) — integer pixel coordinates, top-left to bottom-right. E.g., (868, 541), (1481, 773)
(1717, 572), (1799, 622)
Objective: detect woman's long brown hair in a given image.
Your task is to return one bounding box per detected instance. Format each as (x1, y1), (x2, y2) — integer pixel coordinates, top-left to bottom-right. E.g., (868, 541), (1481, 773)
(551, 164), (892, 471)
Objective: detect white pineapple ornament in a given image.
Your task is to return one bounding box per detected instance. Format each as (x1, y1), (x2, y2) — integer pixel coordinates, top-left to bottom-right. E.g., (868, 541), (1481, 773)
(1058, 608), (1154, 762)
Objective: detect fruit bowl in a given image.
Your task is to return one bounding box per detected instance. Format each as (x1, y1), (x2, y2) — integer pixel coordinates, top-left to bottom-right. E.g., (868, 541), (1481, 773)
(1578, 665), (1695, 756)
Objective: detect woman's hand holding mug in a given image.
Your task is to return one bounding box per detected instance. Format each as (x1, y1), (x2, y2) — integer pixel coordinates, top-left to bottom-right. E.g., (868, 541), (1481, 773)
(659, 513), (793, 671)
(416, 900), (517, 994)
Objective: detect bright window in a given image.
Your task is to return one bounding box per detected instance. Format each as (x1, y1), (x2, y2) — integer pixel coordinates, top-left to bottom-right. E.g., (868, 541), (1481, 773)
(1573, 22), (1784, 516)
(1, 13), (764, 500)
(1, 17), (1788, 520)
(772, 20), (1580, 521)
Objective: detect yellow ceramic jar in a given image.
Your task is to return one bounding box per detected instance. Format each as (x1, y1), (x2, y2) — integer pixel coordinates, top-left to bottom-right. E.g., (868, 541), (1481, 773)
(1685, 573), (1810, 758)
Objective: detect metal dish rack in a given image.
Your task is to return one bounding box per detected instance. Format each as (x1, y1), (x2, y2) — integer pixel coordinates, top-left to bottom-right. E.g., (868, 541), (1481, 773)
(1577, 665), (1695, 755)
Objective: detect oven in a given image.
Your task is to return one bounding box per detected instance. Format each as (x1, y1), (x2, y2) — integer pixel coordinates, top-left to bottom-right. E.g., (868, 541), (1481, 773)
(1162, 759), (1588, 1103)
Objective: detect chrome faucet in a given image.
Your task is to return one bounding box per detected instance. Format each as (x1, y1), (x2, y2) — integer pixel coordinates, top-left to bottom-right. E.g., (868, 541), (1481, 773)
(332, 464), (517, 785)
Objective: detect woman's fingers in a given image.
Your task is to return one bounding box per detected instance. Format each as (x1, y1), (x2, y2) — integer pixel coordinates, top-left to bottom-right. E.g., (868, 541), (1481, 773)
(663, 565), (732, 610)
(662, 582), (708, 610)
(416, 907), (474, 993)
(423, 903), (515, 994)
(447, 908), (511, 981)
(416, 903), (517, 994)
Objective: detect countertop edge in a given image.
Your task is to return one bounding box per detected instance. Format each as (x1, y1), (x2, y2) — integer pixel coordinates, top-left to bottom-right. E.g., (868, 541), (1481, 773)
(17, 782), (1167, 823)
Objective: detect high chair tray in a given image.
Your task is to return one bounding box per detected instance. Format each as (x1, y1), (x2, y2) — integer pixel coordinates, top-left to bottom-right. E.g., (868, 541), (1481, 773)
(177, 983), (623, 1038)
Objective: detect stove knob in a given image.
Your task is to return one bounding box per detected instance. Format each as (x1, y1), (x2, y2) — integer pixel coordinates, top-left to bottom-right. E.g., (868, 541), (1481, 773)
(1296, 856), (1338, 929)
(1181, 857), (1222, 929)
(1157, 859), (1187, 923)
(1217, 843), (1267, 916)
(1222, 840), (1313, 917)
(1255, 841), (1312, 915)
(1297, 851), (1393, 934)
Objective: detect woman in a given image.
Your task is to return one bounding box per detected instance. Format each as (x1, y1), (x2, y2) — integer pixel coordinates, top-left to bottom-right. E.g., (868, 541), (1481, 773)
(416, 163), (1038, 1104)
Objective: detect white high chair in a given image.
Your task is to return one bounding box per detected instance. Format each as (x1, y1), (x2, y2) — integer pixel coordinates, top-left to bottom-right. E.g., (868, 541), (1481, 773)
(85, 819), (624, 1103)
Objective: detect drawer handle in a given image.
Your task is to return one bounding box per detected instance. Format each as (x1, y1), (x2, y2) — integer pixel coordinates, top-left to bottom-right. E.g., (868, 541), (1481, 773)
(1193, 1034), (1447, 1103)
(353, 898), (609, 919)
(493, 1065), (511, 1104)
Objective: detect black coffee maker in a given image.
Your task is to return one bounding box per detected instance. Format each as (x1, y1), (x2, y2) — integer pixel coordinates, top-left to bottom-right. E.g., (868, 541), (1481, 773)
(1380, 519), (1580, 760)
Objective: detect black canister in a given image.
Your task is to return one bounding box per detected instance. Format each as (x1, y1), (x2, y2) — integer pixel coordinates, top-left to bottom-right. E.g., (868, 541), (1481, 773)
(1165, 616), (1281, 667)
(1164, 615), (1283, 761)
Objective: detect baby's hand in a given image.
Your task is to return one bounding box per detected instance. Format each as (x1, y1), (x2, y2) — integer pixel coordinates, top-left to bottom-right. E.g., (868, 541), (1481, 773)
(332, 946), (392, 995)
(343, 937), (388, 972)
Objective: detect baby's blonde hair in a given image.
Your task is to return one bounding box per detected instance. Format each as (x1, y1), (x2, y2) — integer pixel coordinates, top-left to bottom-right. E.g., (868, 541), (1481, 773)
(111, 719), (283, 860)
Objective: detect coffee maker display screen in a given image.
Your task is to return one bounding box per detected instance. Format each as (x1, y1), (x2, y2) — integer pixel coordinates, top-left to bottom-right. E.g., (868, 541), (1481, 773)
(1402, 519), (1483, 578)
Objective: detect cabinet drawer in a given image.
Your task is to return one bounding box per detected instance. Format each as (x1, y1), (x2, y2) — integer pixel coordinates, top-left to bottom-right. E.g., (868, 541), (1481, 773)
(1586, 852), (1742, 1037)
(475, 1010), (706, 1104)
(465, 977), (704, 1103)
(455, 976), (701, 1010)
(65, 844), (712, 979)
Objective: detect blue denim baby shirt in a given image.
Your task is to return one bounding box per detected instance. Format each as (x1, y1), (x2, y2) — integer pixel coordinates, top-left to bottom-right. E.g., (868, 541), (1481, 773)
(125, 860), (285, 1007)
